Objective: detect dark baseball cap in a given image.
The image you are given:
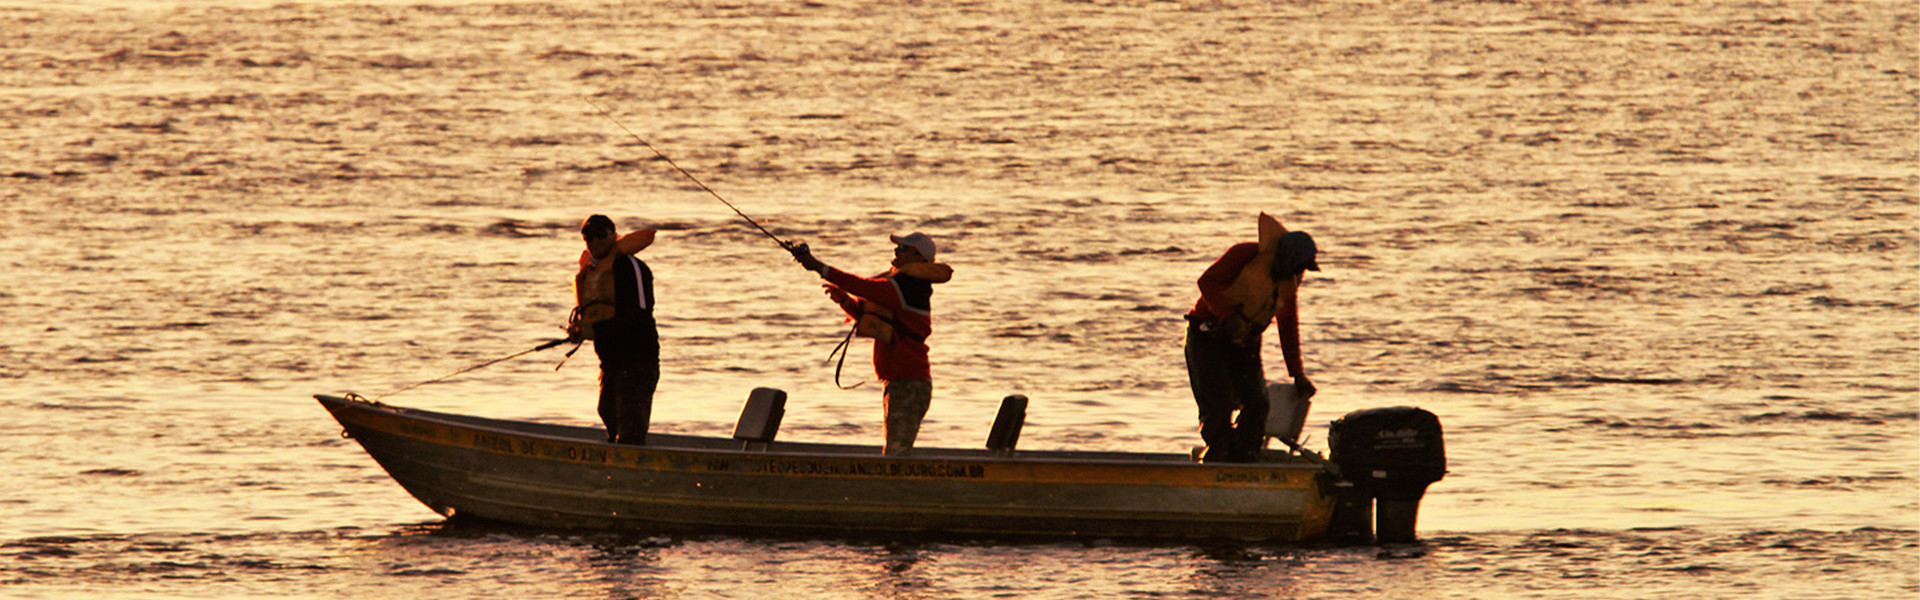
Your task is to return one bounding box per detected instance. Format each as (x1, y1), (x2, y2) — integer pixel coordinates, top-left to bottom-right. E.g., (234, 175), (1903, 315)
(1280, 231), (1319, 272)
(580, 214), (616, 236)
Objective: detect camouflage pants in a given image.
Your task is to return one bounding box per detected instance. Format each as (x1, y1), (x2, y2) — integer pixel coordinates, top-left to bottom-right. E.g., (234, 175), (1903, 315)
(882, 379), (932, 455)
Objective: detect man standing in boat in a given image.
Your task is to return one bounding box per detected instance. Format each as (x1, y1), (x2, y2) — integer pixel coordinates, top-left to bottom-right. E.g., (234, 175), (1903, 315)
(1185, 213), (1319, 463)
(788, 232), (953, 455)
(567, 214), (660, 445)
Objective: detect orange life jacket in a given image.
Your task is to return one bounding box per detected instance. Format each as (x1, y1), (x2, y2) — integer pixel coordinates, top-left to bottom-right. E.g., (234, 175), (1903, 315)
(851, 262), (952, 343)
(570, 254), (623, 340)
(1215, 213), (1294, 346)
(569, 230), (654, 340)
(853, 301), (898, 342)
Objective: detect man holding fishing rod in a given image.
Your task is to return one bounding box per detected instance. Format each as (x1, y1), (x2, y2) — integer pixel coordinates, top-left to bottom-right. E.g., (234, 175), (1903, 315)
(584, 101), (954, 453)
(788, 233), (953, 456)
(567, 214), (660, 445)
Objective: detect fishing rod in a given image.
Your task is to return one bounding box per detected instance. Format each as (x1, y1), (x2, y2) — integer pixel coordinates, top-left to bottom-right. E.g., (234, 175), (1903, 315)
(584, 99), (793, 250)
(586, 100), (861, 387)
(373, 338), (572, 400)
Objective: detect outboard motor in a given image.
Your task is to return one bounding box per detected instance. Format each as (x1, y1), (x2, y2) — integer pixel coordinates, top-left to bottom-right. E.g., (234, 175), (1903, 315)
(1327, 406), (1447, 544)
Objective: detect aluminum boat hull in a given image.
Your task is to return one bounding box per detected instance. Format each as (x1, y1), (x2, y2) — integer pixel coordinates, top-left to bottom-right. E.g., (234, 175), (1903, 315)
(317, 394), (1336, 541)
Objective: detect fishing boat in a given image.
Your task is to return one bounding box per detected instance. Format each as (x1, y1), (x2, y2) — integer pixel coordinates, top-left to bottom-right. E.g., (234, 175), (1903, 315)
(316, 387), (1445, 543)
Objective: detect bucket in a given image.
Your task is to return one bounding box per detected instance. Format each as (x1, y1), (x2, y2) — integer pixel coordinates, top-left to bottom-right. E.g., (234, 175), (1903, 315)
(1262, 381), (1311, 443)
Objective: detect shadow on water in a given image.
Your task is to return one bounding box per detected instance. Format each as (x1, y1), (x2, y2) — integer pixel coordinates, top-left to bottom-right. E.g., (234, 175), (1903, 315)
(411, 513), (1401, 552)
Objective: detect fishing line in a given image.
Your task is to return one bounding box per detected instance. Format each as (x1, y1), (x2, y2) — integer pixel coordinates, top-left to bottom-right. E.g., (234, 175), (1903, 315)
(373, 338), (571, 400)
(587, 99), (865, 389)
(584, 98), (792, 250)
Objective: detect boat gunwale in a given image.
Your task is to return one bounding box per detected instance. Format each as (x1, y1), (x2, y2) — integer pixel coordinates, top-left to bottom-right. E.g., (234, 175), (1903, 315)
(316, 394), (1325, 472)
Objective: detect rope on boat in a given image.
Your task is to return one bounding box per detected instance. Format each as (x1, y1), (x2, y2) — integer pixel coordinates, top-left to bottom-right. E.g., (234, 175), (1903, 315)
(335, 393), (377, 438)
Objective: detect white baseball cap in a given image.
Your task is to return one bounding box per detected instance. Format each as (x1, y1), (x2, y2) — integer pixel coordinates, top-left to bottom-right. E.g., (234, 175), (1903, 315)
(889, 232), (936, 261)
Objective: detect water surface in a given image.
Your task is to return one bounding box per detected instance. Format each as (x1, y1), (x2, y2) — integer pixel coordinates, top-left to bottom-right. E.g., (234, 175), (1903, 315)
(1, 0), (1914, 597)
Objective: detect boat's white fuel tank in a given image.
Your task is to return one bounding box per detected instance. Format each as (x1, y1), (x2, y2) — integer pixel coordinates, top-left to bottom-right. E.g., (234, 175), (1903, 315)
(1263, 382), (1311, 443)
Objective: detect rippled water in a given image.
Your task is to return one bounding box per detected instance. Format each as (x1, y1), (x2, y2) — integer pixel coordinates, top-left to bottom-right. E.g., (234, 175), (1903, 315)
(1, 0), (1915, 597)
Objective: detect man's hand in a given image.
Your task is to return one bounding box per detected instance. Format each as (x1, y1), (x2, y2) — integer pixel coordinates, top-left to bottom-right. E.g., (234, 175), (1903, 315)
(823, 284), (851, 305)
(788, 242), (826, 273)
(1293, 375), (1317, 401)
(564, 308), (585, 342)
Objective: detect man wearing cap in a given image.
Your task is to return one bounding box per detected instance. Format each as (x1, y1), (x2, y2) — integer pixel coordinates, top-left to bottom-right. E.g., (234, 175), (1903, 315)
(789, 232), (954, 455)
(567, 214), (660, 445)
(1184, 213), (1319, 463)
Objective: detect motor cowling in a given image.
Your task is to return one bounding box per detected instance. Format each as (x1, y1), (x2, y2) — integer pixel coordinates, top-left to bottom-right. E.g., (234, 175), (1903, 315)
(1327, 406), (1447, 543)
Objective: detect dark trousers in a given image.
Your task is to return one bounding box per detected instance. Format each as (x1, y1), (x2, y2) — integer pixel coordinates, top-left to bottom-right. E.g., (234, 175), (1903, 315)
(598, 359), (659, 445)
(1184, 321), (1268, 462)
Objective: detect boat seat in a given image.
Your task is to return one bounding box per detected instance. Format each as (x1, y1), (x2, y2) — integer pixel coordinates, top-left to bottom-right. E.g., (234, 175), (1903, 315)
(986, 394), (1027, 455)
(733, 387), (786, 450)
